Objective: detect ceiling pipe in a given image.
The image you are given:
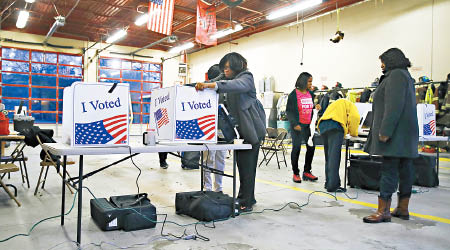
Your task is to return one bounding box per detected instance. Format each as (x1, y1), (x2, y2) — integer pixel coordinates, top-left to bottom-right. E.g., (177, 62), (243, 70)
(43, 15), (65, 44)
(43, 0), (80, 45)
(131, 35), (177, 55)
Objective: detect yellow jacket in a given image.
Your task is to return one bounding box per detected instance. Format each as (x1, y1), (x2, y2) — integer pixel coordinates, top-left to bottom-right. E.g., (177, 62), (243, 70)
(318, 99), (360, 136)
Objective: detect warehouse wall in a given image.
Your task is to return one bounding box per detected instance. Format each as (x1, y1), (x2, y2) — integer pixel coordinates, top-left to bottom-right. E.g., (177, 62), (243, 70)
(188, 0), (450, 93)
(0, 30), (182, 87)
(0, 30), (182, 134)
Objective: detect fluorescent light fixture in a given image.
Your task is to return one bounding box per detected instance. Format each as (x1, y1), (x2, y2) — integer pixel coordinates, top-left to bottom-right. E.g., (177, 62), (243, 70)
(16, 10), (29, 29)
(106, 29), (127, 43)
(210, 24), (243, 39)
(169, 42), (194, 54)
(267, 0), (322, 20)
(135, 13), (149, 26)
(25, 0), (35, 3)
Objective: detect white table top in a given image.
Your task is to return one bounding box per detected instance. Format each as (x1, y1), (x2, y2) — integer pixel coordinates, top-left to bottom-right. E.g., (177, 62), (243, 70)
(42, 142), (252, 156)
(349, 135), (449, 142)
(418, 136), (449, 142)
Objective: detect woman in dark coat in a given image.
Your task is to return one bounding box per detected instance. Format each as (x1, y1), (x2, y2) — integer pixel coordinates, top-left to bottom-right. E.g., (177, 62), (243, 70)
(363, 48), (419, 223)
(286, 72), (319, 183)
(196, 52), (266, 212)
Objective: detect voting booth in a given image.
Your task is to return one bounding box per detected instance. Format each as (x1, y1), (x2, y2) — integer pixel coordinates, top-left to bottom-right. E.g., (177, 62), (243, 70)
(149, 86), (218, 143)
(63, 82), (130, 147)
(417, 104), (436, 137)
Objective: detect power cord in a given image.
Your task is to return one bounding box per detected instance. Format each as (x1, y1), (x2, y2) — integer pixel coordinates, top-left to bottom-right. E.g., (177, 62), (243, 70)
(0, 189), (79, 243)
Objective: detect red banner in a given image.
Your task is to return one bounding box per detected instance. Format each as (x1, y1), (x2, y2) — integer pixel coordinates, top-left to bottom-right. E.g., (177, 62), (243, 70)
(195, 0), (217, 46)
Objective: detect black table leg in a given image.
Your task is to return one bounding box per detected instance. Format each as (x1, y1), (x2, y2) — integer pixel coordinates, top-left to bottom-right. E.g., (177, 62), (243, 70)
(61, 155), (67, 226)
(200, 152), (204, 191)
(232, 150), (236, 218)
(344, 139), (349, 189)
(436, 141), (440, 179)
(77, 155), (83, 244)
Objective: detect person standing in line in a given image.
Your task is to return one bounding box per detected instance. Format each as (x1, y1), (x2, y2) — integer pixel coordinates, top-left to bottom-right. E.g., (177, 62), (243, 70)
(195, 52), (266, 212)
(317, 99), (360, 192)
(363, 48), (419, 223)
(159, 152), (169, 169)
(286, 72), (320, 183)
(203, 64), (227, 192)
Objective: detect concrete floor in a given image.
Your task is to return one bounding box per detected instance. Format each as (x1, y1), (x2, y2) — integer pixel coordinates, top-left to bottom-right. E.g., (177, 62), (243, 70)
(1, 138), (450, 250)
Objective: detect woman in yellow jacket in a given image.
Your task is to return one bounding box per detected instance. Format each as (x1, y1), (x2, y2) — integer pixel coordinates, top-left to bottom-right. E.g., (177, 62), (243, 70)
(317, 99), (360, 192)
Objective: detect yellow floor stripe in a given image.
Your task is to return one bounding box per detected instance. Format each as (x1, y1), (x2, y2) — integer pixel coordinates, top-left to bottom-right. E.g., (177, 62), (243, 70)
(255, 178), (450, 224)
(291, 146), (450, 168)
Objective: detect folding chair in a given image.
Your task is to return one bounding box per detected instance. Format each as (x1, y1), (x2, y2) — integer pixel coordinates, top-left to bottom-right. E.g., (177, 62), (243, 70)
(259, 130), (288, 169)
(34, 135), (75, 195)
(1, 141), (30, 188)
(277, 128), (291, 154)
(0, 163), (21, 206)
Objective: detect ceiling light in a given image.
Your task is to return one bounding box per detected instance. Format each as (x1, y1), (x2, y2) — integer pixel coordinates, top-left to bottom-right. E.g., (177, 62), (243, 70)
(169, 42), (194, 54)
(267, 0), (322, 20)
(135, 13), (149, 26)
(25, 0), (35, 3)
(16, 10), (29, 29)
(210, 24), (243, 39)
(106, 29), (127, 44)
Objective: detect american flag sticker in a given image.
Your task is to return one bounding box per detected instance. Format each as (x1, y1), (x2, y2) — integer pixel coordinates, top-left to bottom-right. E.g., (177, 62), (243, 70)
(155, 108), (169, 128)
(423, 119), (436, 135)
(175, 114), (216, 141)
(75, 114), (128, 145)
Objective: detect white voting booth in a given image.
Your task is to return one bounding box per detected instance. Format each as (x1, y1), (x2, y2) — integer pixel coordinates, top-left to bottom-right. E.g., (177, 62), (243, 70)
(63, 82), (130, 147)
(149, 85), (218, 143)
(417, 104), (436, 137)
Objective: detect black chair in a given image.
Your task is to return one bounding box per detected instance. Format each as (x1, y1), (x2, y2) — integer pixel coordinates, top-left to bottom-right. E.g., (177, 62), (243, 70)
(259, 129), (288, 169)
(1, 141), (30, 188)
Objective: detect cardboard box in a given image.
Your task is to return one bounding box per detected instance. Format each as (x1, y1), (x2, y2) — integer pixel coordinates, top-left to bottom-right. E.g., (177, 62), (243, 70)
(149, 86), (218, 143)
(63, 82), (130, 146)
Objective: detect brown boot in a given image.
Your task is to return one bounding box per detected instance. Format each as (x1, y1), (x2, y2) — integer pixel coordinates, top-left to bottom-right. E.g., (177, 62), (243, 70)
(392, 193), (410, 220)
(363, 196), (392, 223)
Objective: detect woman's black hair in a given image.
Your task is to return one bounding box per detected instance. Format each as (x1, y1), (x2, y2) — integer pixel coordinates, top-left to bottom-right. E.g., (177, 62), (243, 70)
(219, 52), (247, 76)
(379, 48), (411, 72)
(295, 72), (312, 90)
(207, 64), (221, 80)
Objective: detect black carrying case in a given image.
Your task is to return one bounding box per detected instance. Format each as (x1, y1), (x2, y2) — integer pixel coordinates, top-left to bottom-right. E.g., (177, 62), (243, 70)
(175, 191), (233, 221)
(347, 154), (439, 190)
(347, 154), (383, 190)
(90, 193), (157, 232)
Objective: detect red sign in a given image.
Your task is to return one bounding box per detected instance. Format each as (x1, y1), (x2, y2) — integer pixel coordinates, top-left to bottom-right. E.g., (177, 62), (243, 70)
(195, 0), (217, 46)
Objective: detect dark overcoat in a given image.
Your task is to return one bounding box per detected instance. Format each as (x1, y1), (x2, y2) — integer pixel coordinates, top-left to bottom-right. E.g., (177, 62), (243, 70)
(216, 71), (266, 145)
(364, 68), (419, 158)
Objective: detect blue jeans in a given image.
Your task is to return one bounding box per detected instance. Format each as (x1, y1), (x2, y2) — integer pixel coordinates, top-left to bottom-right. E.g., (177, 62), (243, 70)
(322, 129), (344, 191)
(380, 157), (415, 200)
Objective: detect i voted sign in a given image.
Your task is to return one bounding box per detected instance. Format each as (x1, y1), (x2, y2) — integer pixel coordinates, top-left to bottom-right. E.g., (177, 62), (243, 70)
(63, 82), (130, 147)
(417, 104), (436, 137)
(150, 85), (218, 143)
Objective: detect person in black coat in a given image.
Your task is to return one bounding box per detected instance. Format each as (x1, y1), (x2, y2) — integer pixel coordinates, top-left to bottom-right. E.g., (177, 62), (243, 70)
(363, 48), (419, 223)
(286, 72), (319, 183)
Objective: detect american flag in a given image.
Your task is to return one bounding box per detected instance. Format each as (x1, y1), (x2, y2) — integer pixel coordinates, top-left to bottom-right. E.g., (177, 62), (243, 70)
(176, 114), (216, 140)
(75, 114), (128, 145)
(423, 120), (436, 135)
(155, 108), (169, 128)
(147, 0), (175, 35)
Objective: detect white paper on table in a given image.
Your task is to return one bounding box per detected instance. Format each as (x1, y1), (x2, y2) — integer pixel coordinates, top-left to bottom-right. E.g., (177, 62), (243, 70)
(308, 109), (318, 147)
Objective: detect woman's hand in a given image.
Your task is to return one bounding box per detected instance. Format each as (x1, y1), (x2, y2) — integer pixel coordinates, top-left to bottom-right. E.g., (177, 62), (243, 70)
(195, 82), (215, 91)
(294, 125), (302, 131)
(379, 134), (389, 142)
(315, 104), (321, 110)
